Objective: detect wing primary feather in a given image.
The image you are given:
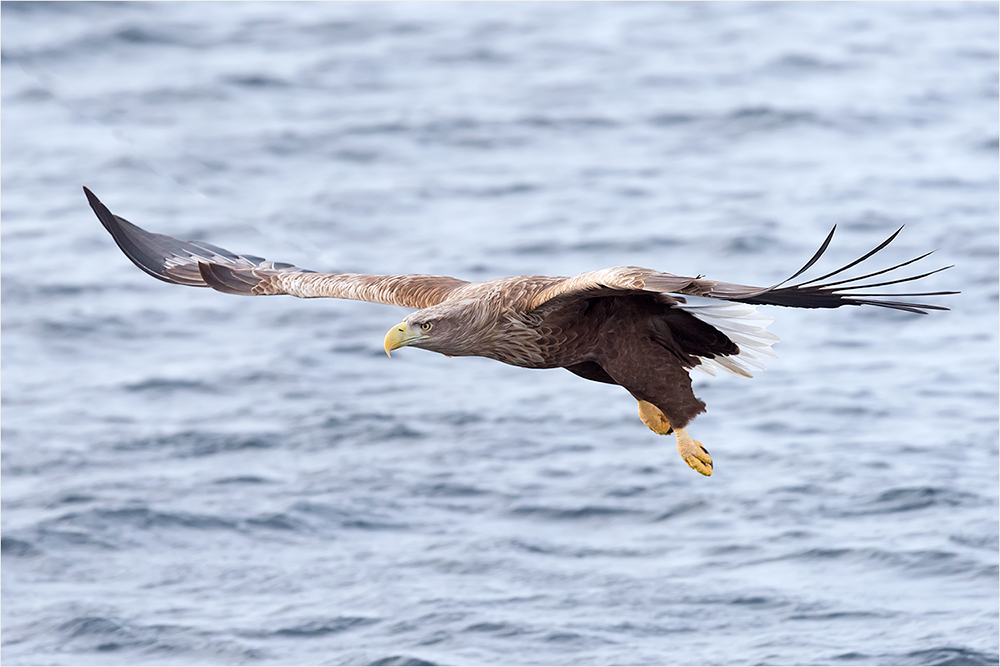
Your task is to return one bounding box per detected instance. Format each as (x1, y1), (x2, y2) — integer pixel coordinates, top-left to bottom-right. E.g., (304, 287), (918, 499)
(717, 226), (956, 313)
(837, 291), (958, 297)
(816, 266), (955, 292)
(789, 226), (905, 287)
(85, 186), (209, 286)
(731, 287), (952, 312)
(794, 250), (935, 290)
(767, 225), (837, 289)
(850, 300), (947, 314)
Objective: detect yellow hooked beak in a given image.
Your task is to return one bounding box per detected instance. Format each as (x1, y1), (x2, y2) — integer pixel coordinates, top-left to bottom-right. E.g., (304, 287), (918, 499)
(383, 322), (426, 357)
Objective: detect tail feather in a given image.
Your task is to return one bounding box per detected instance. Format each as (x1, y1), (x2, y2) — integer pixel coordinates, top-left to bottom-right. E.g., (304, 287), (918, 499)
(679, 299), (779, 378)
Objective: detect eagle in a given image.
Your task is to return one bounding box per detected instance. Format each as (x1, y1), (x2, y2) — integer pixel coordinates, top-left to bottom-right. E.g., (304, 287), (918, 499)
(84, 187), (954, 476)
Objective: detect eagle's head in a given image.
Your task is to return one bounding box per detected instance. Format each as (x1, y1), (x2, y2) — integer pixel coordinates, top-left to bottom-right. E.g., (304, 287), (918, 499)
(383, 301), (487, 358)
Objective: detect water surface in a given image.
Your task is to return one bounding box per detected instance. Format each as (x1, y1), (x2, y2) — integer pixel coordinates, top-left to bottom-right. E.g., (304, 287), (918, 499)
(2, 3), (998, 665)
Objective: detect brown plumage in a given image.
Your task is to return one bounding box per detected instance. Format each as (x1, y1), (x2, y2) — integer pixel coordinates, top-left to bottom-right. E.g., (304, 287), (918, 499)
(85, 186), (956, 475)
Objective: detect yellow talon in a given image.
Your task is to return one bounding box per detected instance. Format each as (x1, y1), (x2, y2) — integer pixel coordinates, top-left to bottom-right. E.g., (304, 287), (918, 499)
(637, 400), (674, 435)
(675, 427), (713, 476)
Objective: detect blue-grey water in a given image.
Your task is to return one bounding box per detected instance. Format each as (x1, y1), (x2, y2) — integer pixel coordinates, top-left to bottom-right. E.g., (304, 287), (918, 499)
(2, 3), (998, 665)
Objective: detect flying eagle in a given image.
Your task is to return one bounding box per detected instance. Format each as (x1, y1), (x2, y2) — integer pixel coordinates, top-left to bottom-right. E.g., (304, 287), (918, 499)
(84, 187), (954, 476)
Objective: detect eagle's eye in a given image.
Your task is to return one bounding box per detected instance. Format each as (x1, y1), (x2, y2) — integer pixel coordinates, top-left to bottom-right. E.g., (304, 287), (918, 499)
(420, 322), (433, 332)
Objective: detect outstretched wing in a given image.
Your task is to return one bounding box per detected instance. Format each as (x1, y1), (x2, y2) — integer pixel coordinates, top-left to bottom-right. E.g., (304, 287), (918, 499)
(85, 187), (467, 309)
(528, 226), (956, 315)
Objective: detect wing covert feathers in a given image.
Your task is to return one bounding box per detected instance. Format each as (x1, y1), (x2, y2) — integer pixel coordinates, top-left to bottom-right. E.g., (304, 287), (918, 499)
(85, 187), (467, 309)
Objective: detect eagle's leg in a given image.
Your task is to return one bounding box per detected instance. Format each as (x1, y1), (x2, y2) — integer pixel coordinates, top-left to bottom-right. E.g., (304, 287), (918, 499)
(636, 400), (712, 476)
(675, 428), (713, 477)
(637, 400), (673, 435)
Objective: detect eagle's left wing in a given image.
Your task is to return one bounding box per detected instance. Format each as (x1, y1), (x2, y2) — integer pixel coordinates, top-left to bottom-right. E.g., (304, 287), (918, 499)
(85, 187), (468, 309)
(528, 227), (956, 315)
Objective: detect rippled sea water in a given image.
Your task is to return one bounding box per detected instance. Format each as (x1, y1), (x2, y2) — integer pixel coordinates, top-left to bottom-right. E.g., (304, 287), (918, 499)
(2, 3), (998, 666)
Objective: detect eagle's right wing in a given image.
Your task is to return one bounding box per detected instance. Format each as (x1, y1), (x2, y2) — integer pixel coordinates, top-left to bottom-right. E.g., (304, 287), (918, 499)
(527, 226), (956, 315)
(85, 187), (467, 309)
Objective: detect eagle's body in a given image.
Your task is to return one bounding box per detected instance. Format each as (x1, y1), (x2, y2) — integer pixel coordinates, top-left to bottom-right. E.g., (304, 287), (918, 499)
(85, 187), (954, 476)
(398, 286), (728, 428)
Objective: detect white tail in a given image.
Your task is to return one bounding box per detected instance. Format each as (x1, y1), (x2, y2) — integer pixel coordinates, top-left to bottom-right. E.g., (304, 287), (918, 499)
(677, 297), (779, 378)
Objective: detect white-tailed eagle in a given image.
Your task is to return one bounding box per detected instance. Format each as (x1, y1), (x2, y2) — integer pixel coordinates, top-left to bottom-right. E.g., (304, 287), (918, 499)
(85, 187), (954, 476)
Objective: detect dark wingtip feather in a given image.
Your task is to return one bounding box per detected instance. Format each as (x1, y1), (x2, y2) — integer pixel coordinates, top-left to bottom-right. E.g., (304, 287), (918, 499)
(769, 225), (837, 289)
(792, 225), (906, 288)
(84, 186), (202, 285)
(731, 226), (956, 313)
(85, 187), (303, 294)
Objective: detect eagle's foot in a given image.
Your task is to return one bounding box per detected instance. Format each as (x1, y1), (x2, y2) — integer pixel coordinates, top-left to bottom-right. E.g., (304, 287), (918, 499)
(638, 400), (674, 435)
(675, 428), (713, 476)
